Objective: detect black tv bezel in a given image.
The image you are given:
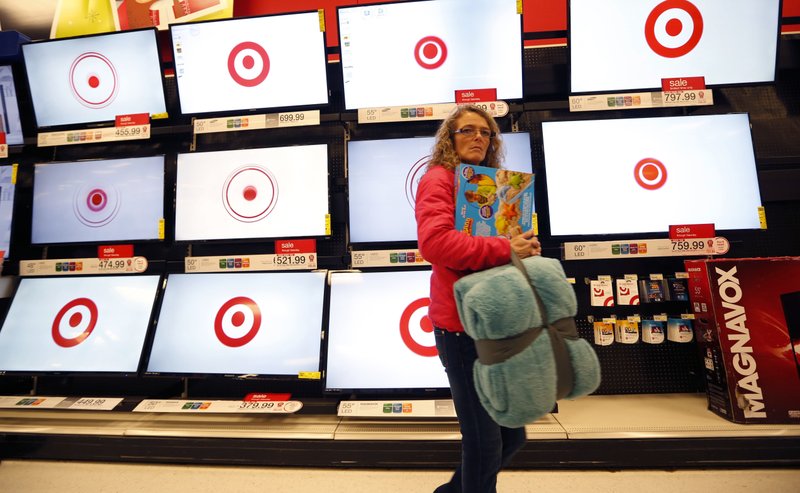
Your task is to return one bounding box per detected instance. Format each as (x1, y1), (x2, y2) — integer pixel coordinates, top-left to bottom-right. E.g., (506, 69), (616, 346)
(168, 10), (330, 118)
(0, 273), (165, 377)
(538, 111), (765, 239)
(335, 0), (525, 110)
(566, 0), (784, 96)
(173, 143), (332, 244)
(20, 27), (169, 131)
(29, 154), (168, 247)
(141, 270), (329, 380)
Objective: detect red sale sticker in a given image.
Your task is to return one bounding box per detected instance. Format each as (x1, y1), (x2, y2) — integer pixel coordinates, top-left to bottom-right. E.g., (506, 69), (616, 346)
(115, 113), (150, 127)
(662, 76), (706, 92)
(455, 88), (497, 103)
(670, 223), (715, 240)
(276, 239), (316, 254)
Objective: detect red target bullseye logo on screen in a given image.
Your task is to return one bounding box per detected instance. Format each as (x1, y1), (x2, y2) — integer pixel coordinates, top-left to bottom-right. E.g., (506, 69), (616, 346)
(69, 52), (119, 109)
(214, 296), (262, 348)
(52, 298), (98, 348)
(222, 165), (278, 223)
(228, 41), (270, 87)
(399, 297), (437, 357)
(73, 184), (121, 227)
(634, 158), (668, 190)
(405, 155), (431, 210)
(414, 36), (447, 69)
(645, 0), (703, 58)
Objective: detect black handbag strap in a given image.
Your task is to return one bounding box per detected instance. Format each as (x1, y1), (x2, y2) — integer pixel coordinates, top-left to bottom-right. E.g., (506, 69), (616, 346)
(509, 252), (577, 400)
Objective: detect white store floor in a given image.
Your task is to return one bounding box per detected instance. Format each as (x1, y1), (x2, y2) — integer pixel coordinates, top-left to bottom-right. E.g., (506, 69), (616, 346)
(1, 460), (799, 493)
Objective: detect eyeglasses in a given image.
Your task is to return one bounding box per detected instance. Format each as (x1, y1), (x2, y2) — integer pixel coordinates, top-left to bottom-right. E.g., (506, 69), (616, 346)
(452, 127), (496, 139)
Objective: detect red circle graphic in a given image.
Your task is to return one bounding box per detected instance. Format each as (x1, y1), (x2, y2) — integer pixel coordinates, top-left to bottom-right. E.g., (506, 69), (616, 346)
(414, 36), (447, 69)
(222, 166), (278, 222)
(69, 52), (118, 108)
(52, 298), (98, 348)
(214, 296), (262, 348)
(399, 298), (437, 357)
(645, 0), (703, 58)
(405, 155), (431, 211)
(227, 41), (270, 87)
(634, 158), (668, 190)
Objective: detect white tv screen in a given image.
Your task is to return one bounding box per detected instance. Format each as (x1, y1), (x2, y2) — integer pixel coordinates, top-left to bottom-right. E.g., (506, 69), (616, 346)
(175, 144), (329, 242)
(147, 272), (326, 376)
(0, 165), (16, 258)
(0, 65), (24, 145)
(569, 0), (781, 93)
(325, 269), (449, 392)
(0, 275), (161, 374)
(171, 11), (328, 115)
(541, 113), (762, 236)
(32, 156), (165, 245)
(338, 0), (522, 109)
(348, 132), (532, 244)
(21, 28), (167, 128)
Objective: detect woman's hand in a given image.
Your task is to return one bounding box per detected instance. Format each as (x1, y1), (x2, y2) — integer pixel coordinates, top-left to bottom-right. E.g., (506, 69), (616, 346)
(510, 230), (542, 259)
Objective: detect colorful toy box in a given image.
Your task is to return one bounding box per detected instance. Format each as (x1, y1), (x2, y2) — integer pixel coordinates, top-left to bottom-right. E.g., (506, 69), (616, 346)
(454, 164), (535, 238)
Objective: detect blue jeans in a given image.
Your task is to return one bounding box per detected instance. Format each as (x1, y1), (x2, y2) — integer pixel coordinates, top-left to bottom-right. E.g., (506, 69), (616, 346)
(434, 328), (527, 493)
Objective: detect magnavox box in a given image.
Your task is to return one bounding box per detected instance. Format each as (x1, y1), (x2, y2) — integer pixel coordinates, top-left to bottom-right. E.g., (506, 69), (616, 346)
(685, 257), (800, 424)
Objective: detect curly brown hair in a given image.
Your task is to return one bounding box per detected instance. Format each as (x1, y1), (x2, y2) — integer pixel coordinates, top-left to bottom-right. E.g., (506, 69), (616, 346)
(428, 104), (504, 171)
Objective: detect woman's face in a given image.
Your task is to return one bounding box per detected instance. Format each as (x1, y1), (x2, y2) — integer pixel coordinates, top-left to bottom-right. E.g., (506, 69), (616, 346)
(452, 112), (492, 166)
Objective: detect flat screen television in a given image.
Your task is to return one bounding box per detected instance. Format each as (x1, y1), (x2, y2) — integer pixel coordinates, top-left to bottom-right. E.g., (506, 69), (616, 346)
(325, 269), (449, 393)
(146, 271), (326, 377)
(170, 11), (328, 116)
(31, 156), (165, 245)
(0, 165), (16, 259)
(541, 113), (763, 237)
(348, 132), (532, 244)
(175, 144), (329, 242)
(569, 0), (782, 94)
(0, 275), (161, 374)
(21, 28), (167, 128)
(0, 65), (24, 145)
(337, 0), (522, 109)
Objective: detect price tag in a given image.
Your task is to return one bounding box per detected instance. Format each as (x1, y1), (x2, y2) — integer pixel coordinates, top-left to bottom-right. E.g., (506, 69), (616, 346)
(351, 249), (430, 268)
(358, 102), (508, 124)
(193, 110), (321, 135)
(681, 313), (696, 320)
(66, 397), (123, 411)
(0, 396), (66, 409)
(653, 314), (668, 322)
(563, 237), (728, 261)
(37, 124), (151, 147)
(661, 89), (712, 107)
(628, 315), (642, 323)
(669, 238), (715, 255)
(337, 399), (456, 418)
(569, 89), (713, 112)
(185, 253), (317, 273)
(597, 275), (612, 282)
(132, 399), (303, 414)
(649, 273), (664, 281)
(19, 257), (148, 276)
(277, 110), (320, 128)
(624, 274), (639, 281)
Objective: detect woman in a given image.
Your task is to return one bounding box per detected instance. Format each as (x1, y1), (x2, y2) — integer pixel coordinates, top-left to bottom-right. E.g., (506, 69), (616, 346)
(415, 105), (542, 492)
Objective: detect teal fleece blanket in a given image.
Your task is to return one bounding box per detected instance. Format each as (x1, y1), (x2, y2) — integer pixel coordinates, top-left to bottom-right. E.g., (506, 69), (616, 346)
(454, 255), (601, 428)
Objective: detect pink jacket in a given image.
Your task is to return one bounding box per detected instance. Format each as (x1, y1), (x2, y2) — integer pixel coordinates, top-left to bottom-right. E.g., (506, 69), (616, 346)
(415, 165), (511, 332)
